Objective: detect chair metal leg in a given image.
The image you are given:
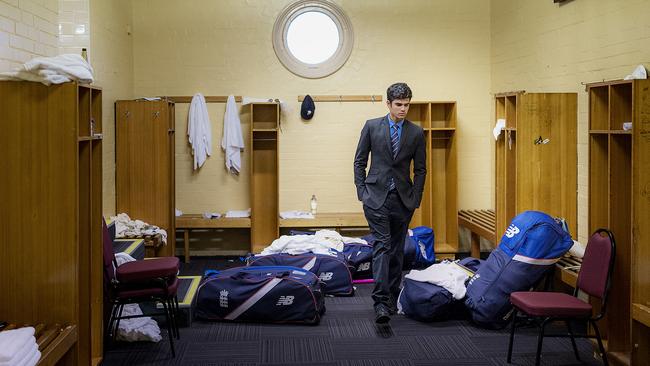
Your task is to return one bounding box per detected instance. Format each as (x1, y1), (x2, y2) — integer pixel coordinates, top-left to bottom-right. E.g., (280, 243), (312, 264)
(565, 320), (580, 361)
(174, 296), (181, 339)
(507, 311), (518, 363)
(107, 303), (119, 340)
(168, 299), (179, 339)
(590, 320), (608, 366)
(113, 303), (125, 342)
(161, 300), (176, 357)
(535, 319), (548, 366)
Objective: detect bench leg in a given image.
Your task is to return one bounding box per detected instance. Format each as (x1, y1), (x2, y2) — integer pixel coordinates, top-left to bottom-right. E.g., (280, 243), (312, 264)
(184, 229), (190, 263)
(470, 232), (480, 258)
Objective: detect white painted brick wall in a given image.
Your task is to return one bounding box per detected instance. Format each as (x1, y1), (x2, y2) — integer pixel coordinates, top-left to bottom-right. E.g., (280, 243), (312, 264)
(57, 0), (88, 56)
(0, 0), (58, 69)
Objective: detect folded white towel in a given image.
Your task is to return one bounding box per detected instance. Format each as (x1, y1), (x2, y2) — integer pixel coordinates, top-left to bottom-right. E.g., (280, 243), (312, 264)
(0, 54), (93, 85)
(279, 210), (314, 219)
(225, 209), (251, 218)
(202, 212), (222, 219)
(0, 327), (35, 362)
(18, 348), (40, 366)
(0, 342), (39, 366)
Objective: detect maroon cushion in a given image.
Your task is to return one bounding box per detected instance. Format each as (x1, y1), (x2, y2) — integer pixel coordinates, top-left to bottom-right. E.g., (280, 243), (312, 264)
(116, 257), (179, 283)
(510, 292), (592, 317)
(117, 277), (179, 299)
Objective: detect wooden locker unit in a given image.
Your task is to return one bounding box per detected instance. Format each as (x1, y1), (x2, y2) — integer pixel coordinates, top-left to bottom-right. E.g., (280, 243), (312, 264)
(632, 78), (650, 365)
(115, 100), (176, 257)
(587, 79), (650, 364)
(408, 101), (458, 255)
(0, 81), (103, 365)
(250, 103), (279, 253)
(494, 92), (577, 240)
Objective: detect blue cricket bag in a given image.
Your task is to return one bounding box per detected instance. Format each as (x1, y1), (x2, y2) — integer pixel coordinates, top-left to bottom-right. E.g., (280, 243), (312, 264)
(248, 253), (354, 296)
(464, 211), (573, 328)
(361, 226), (435, 270)
(342, 243), (373, 279)
(195, 266), (325, 324)
(403, 226), (435, 270)
(398, 257), (483, 322)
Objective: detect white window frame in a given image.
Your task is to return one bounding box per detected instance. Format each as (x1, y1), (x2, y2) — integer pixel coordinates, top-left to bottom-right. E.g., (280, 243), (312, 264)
(272, 0), (354, 79)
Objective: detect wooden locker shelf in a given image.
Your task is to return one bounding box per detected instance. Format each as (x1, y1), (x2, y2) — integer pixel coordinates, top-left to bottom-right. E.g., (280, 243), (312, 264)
(250, 103), (279, 253)
(586, 79), (650, 363)
(494, 92), (577, 241)
(409, 101), (458, 255)
(0, 81), (103, 365)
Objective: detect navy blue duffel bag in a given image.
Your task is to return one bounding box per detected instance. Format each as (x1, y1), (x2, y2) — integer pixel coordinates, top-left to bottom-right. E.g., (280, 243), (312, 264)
(398, 257), (483, 322)
(248, 252), (354, 296)
(464, 211), (573, 328)
(195, 266), (325, 324)
(342, 243), (373, 279)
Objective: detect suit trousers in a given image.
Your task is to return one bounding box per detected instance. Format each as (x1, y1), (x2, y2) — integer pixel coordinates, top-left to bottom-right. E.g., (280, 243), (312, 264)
(363, 190), (413, 309)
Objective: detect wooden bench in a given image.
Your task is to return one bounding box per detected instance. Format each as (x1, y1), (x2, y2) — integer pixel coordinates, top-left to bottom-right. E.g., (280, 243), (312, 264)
(176, 214), (251, 263)
(555, 255), (582, 288)
(458, 209), (496, 257)
(279, 212), (368, 229)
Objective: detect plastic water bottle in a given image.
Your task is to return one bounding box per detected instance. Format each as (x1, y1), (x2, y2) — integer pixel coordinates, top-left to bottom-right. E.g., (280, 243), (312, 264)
(310, 195), (318, 215)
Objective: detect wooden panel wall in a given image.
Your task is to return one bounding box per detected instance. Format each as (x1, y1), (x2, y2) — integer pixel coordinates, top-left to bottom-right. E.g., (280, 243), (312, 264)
(516, 93), (577, 235)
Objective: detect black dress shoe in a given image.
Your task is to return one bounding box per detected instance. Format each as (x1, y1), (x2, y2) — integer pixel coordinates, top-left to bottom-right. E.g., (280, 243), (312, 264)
(375, 306), (391, 324)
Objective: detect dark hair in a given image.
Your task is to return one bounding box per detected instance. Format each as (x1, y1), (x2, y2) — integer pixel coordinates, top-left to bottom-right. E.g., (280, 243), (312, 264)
(386, 82), (412, 102)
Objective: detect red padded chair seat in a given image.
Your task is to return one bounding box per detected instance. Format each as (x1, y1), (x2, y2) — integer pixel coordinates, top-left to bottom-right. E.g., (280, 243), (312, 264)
(116, 257), (179, 283)
(117, 277), (179, 299)
(510, 292), (592, 317)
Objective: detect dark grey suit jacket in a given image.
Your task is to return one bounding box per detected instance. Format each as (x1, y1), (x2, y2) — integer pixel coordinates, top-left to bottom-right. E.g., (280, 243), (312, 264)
(354, 116), (426, 211)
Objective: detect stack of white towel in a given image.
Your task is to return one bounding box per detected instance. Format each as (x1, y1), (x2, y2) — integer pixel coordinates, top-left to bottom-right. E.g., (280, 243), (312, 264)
(0, 54), (94, 85)
(0, 327), (41, 366)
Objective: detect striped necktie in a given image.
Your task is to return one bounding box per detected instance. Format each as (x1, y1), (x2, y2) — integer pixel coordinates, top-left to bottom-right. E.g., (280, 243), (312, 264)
(391, 124), (400, 158)
(388, 124), (399, 190)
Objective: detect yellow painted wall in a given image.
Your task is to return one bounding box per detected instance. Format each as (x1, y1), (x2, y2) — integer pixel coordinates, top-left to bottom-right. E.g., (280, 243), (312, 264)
(490, 0), (650, 243)
(131, 0), (493, 218)
(90, 0), (133, 215)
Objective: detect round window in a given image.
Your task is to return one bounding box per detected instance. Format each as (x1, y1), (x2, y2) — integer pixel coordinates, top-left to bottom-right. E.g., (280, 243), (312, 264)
(273, 1), (354, 79)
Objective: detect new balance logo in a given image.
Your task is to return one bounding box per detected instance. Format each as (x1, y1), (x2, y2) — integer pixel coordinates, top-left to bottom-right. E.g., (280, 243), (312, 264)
(219, 289), (229, 308)
(505, 224), (520, 238)
(358, 262), (370, 271)
(319, 272), (333, 281)
(276, 295), (294, 306)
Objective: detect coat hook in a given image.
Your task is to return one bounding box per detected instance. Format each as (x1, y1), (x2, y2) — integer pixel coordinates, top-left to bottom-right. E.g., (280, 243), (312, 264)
(339, 95), (342, 102)
(371, 95), (375, 103)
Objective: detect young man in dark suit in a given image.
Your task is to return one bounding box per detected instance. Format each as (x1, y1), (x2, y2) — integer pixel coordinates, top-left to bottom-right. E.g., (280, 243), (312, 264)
(353, 83), (427, 323)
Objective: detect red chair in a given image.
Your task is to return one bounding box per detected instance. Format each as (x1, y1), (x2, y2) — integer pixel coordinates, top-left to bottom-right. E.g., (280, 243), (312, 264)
(102, 219), (181, 357)
(506, 228), (615, 366)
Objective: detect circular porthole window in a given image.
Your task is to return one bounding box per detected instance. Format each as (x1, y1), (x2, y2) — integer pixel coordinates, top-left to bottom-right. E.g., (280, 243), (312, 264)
(273, 0), (354, 79)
